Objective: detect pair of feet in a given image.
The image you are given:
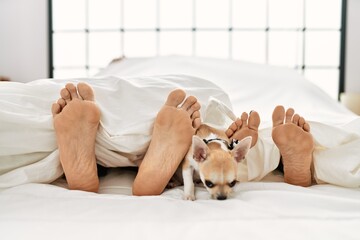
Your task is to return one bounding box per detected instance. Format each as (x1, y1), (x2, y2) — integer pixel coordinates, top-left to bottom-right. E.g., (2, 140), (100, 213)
(225, 107), (313, 187)
(52, 83), (314, 194)
(52, 83), (201, 194)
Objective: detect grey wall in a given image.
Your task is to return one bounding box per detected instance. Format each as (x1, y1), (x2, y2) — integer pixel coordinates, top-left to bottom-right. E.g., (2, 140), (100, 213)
(345, 0), (360, 93)
(0, 0), (48, 83)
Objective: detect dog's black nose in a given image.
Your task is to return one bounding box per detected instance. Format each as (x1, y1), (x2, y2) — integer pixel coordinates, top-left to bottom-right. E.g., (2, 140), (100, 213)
(217, 195), (227, 200)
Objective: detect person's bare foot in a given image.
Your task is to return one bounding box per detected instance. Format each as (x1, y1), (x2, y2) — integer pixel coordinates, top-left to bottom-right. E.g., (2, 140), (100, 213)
(225, 111), (260, 147)
(272, 106), (314, 187)
(132, 89), (201, 196)
(52, 83), (100, 192)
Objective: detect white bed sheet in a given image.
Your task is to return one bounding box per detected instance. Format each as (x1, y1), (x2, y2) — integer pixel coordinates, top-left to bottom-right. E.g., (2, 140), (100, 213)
(1, 169), (360, 240)
(1, 56), (360, 240)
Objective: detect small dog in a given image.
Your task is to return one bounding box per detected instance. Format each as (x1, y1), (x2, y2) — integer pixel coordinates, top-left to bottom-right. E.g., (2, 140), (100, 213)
(182, 124), (252, 200)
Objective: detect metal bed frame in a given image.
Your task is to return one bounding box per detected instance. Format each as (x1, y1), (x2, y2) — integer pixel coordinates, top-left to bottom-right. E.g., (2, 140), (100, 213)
(48, 0), (347, 98)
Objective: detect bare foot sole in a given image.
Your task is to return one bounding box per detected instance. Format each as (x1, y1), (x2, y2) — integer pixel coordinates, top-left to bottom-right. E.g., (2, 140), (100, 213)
(132, 89), (201, 196)
(52, 83), (100, 192)
(225, 111), (260, 147)
(272, 106), (314, 187)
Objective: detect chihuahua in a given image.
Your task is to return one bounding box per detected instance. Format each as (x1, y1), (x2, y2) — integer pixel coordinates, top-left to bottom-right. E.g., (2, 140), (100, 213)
(182, 124), (252, 200)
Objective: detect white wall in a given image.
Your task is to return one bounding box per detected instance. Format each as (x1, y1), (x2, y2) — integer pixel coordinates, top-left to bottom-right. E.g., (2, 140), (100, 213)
(345, 0), (360, 93)
(0, 0), (48, 83)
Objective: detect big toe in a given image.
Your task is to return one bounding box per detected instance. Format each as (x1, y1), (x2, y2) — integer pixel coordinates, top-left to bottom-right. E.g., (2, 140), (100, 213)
(165, 89), (186, 107)
(272, 105), (285, 127)
(78, 82), (95, 101)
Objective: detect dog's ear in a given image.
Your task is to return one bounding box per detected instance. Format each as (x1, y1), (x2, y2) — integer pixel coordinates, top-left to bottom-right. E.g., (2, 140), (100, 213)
(232, 136), (252, 162)
(192, 135), (208, 162)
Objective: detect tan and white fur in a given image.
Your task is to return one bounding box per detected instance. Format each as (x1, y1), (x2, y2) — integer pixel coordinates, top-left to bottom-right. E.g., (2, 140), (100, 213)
(182, 124), (252, 200)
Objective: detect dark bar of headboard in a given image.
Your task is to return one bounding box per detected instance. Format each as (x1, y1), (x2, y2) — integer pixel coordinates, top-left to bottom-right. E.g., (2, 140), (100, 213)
(48, 0), (53, 78)
(47, 0), (348, 100)
(339, 0), (347, 98)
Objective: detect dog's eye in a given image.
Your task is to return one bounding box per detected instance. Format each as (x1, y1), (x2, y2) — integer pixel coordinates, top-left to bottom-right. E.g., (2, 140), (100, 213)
(228, 180), (238, 188)
(205, 180), (214, 188)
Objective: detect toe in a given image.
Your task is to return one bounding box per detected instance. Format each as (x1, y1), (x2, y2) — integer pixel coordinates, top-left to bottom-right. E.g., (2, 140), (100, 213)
(78, 82), (95, 101)
(187, 101), (201, 116)
(248, 111), (260, 130)
(292, 114), (300, 125)
(225, 128), (234, 138)
(285, 108), (295, 123)
(303, 122), (310, 132)
(226, 119), (243, 137)
(299, 117), (306, 129)
(57, 98), (66, 109)
(60, 88), (71, 103)
(193, 118), (201, 130)
(225, 122), (237, 137)
(165, 89), (186, 107)
(191, 110), (201, 121)
(234, 118), (243, 128)
(192, 111), (201, 129)
(272, 105), (285, 127)
(52, 103), (61, 116)
(240, 112), (248, 127)
(181, 96), (198, 111)
(65, 83), (79, 100)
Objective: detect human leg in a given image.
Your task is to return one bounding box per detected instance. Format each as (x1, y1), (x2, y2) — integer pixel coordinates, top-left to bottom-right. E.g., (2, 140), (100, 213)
(52, 83), (100, 192)
(132, 89), (201, 196)
(272, 106), (314, 187)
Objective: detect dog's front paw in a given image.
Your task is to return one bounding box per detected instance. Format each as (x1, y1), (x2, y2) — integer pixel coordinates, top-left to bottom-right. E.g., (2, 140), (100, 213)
(183, 194), (196, 201)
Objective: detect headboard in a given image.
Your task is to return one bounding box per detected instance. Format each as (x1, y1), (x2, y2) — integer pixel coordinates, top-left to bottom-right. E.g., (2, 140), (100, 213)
(48, 0), (347, 99)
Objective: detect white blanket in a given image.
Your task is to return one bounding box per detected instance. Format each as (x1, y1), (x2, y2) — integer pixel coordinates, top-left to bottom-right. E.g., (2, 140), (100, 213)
(0, 75), (231, 187)
(0, 69), (359, 188)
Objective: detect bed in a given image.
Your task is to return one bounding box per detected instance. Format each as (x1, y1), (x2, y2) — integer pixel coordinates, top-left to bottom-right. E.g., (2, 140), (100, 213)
(0, 56), (359, 240)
